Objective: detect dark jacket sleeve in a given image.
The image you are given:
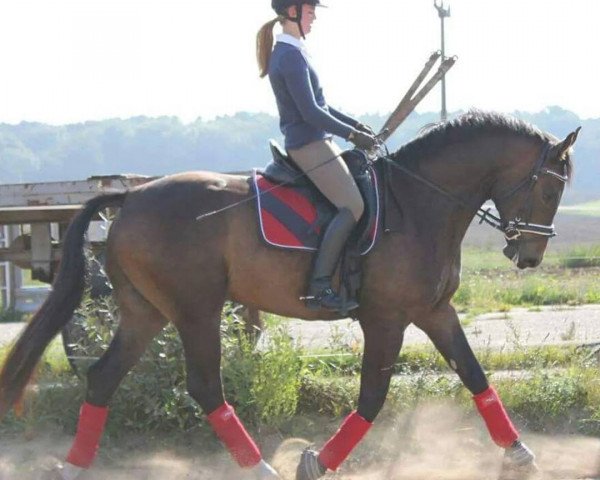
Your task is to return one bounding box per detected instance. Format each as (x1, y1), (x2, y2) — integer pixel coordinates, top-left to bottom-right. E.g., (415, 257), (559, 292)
(328, 106), (359, 128)
(280, 50), (354, 140)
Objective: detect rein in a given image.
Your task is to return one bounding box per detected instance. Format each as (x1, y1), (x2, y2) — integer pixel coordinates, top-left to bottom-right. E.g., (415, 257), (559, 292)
(380, 142), (567, 241)
(196, 138), (567, 245)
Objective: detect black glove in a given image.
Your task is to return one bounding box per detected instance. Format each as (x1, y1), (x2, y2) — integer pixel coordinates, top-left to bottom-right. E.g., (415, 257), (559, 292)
(355, 122), (376, 136)
(349, 130), (377, 150)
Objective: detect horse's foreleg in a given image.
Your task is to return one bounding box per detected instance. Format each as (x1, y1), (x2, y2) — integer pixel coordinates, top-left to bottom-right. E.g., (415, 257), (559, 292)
(420, 304), (537, 476)
(176, 303), (280, 480)
(59, 278), (167, 478)
(296, 318), (405, 480)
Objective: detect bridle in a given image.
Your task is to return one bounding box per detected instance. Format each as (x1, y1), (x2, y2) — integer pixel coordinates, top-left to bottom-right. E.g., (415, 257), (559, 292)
(380, 142), (568, 241)
(479, 143), (568, 241)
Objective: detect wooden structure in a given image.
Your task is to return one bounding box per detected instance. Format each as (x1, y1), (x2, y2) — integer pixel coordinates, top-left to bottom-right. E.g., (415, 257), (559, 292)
(0, 175), (154, 311)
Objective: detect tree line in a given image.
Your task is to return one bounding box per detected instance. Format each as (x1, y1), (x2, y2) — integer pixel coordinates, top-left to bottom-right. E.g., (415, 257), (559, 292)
(0, 106), (597, 201)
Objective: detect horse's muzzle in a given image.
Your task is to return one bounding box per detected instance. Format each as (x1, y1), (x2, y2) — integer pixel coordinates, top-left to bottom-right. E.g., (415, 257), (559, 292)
(503, 241), (519, 262)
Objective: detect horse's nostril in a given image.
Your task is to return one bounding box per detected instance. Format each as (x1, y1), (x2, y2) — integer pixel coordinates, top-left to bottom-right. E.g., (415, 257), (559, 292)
(503, 243), (518, 260)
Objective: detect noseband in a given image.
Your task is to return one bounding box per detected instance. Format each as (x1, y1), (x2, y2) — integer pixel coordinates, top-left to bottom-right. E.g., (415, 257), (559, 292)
(479, 143), (568, 241)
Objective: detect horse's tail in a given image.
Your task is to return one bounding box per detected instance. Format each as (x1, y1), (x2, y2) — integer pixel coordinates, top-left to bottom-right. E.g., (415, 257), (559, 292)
(0, 192), (127, 419)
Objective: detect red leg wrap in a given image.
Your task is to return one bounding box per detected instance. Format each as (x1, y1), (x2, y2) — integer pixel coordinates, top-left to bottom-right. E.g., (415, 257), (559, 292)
(65, 402), (109, 468)
(318, 411), (372, 471)
(207, 403), (262, 468)
(473, 386), (519, 448)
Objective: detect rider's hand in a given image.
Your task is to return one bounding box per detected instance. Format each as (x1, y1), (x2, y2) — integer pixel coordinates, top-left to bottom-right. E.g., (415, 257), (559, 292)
(355, 123), (376, 136)
(348, 130), (377, 150)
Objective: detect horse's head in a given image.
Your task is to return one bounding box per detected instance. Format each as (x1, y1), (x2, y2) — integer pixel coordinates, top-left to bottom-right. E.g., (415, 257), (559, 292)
(493, 128), (581, 269)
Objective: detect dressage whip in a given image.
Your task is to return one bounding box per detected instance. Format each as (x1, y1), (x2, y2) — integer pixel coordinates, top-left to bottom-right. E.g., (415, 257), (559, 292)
(195, 133), (387, 222)
(195, 151), (346, 221)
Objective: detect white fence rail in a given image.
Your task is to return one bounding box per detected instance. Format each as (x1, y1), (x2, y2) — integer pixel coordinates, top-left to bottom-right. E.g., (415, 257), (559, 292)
(0, 225), (8, 308)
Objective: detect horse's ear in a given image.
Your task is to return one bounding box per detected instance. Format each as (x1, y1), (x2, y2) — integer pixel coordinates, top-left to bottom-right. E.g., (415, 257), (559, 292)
(554, 127), (581, 161)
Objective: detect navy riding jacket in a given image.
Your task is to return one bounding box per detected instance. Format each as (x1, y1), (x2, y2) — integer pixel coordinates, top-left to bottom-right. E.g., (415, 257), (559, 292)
(268, 35), (359, 150)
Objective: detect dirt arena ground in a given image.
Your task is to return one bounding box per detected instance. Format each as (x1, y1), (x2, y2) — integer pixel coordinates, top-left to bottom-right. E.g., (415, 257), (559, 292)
(1, 403), (599, 480)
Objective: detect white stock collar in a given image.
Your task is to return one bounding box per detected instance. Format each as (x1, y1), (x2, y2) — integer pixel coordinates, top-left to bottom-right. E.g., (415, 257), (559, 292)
(276, 33), (309, 55)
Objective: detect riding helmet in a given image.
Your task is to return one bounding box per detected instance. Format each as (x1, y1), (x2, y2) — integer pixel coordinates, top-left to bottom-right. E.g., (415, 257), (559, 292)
(271, 0), (326, 39)
(271, 0), (326, 15)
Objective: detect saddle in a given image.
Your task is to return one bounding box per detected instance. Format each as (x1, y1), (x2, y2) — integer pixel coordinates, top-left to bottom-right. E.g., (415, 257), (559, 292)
(253, 140), (381, 314)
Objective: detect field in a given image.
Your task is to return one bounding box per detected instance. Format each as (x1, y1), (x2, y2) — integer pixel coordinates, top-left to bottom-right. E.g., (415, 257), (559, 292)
(560, 200), (600, 218)
(464, 210), (600, 251)
(1, 210), (600, 479)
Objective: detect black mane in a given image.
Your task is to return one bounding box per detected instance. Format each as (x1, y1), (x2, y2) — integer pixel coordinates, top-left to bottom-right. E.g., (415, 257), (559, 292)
(390, 110), (552, 163)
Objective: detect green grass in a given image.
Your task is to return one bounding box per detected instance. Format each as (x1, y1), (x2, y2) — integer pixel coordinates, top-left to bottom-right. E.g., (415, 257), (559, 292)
(456, 246), (600, 314)
(302, 344), (579, 377)
(462, 244), (600, 271)
(559, 244), (600, 268)
(560, 200), (600, 217)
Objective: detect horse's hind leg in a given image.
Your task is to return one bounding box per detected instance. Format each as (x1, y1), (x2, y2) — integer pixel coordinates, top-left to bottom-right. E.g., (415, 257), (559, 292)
(419, 304), (537, 478)
(58, 275), (167, 479)
(174, 299), (280, 479)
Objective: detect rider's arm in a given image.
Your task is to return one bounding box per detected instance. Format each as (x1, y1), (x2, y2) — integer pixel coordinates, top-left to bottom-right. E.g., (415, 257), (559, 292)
(328, 107), (359, 129)
(280, 50), (355, 140)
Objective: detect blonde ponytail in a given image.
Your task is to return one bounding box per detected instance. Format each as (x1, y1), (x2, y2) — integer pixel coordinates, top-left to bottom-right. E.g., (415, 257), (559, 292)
(256, 17), (280, 78)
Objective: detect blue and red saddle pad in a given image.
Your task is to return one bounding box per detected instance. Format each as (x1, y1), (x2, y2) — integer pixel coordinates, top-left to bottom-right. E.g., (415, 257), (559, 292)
(252, 165), (381, 255)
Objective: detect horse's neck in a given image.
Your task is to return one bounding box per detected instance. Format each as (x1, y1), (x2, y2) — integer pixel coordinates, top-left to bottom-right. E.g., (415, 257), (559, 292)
(396, 137), (505, 250)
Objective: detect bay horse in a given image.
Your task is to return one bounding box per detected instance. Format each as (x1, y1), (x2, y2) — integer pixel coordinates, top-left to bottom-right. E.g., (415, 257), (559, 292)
(0, 111), (579, 480)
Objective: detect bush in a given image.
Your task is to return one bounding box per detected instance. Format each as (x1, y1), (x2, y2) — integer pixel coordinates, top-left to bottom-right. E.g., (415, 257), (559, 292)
(498, 369), (590, 432)
(0, 308), (26, 323)
(63, 298), (306, 433)
(221, 312), (305, 426)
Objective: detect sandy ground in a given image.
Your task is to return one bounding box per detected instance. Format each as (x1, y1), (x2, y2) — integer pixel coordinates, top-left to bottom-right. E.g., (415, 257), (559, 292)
(1, 403), (599, 480)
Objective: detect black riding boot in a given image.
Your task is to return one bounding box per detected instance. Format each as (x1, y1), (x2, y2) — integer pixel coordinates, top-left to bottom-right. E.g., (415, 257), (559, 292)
(304, 207), (359, 312)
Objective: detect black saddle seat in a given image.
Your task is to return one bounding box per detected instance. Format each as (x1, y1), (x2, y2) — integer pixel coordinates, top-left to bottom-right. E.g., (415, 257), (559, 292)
(263, 140), (311, 187)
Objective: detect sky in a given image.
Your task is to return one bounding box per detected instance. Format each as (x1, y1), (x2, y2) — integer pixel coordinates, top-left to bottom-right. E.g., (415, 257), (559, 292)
(1, 0), (599, 125)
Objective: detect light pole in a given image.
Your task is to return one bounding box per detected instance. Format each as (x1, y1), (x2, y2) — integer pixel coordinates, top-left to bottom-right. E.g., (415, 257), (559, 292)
(434, 0), (451, 121)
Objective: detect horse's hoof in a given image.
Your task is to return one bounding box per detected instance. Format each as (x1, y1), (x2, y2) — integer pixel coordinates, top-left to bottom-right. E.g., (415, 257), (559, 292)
(38, 462), (85, 480)
(499, 441), (539, 480)
(295, 448), (327, 480)
(254, 459), (282, 479)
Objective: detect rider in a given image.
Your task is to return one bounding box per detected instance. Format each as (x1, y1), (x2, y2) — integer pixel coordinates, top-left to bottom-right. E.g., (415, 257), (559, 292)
(257, 0), (377, 313)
